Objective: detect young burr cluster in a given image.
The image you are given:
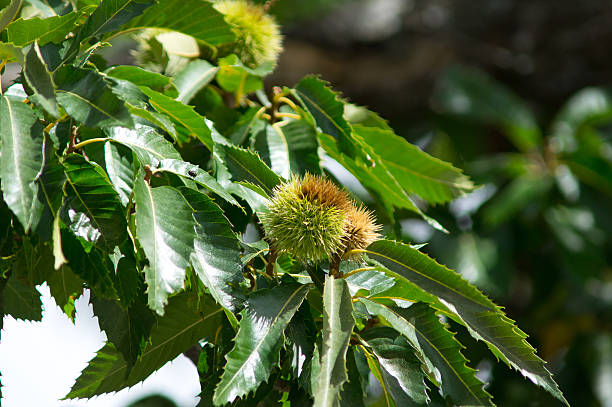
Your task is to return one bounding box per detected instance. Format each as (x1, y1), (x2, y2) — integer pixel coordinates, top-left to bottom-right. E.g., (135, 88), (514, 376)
(260, 174), (381, 263)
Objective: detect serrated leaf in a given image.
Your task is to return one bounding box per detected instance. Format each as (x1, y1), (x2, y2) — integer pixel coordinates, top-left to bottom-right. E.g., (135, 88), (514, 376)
(5, 12), (82, 47)
(358, 240), (568, 405)
(91, 294), (155, 367)
(139, 86), (213, 148)
(314, 275), (354, 407)
(174, 59), (218, 103)
(353, 124), (475, 204)
(0, 95), (45, 232)
(360, 326), (429, 406)
(66, 292), (224, 398)
(61, 153), (127, 250)
(433, 66), (541, 152)
(214, 144), (281, 197)
(360, 300), (491, 406)
(23, 42), (59, 116)
(133, 175), (194, 315)
(293, 76), (356, 157)
(120, 0), (234, 47)
(2, 273), (42, 321)
(319, 133), (446, 232)
(47, 266), (83, 321)
(103, 141), (134, 206)
(213, 283), (310, 405)
(179, 187), (245, 313)
(344, 267), (395, 297)
(106, 124), (181, 167)
(156, 159), (240, 207)
(272, 119), (322, 175)
(257, 123), (290, 178)
(55, 66), (134, 128)
(60, 227), (117, 297)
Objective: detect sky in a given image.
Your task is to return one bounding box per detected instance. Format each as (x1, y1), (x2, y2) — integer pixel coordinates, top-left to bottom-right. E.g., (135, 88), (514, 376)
(0, 285), (200, 407)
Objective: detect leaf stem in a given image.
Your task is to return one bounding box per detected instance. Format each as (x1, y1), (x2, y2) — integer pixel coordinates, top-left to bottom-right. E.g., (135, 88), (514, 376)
(275, 112), (301, 120)
(43, 114), (69, 134)
(277, 96), (298, 111)
(70, 137), (108, 151)
(0, 59), (6, 95)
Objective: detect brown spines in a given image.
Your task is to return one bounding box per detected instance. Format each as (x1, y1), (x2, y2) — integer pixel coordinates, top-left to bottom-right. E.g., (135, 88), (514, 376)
(342, 204), (382, 255)
(298, 173), (353, 211)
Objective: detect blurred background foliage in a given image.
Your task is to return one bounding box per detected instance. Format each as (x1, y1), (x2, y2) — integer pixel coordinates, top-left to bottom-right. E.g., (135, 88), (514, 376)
(266, 1), (612, 406)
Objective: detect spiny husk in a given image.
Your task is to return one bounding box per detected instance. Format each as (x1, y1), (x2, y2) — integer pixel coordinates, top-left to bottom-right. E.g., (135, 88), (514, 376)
(261, 174), (381, 263)
(214, 0), (283, 68)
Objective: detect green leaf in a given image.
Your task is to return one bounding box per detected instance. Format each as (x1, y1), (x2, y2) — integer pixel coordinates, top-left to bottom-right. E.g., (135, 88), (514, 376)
(271, 119), (322, 175)
(133, 174), (194, 315)
(77, 0), (153, 40)
(179, 187), (245, 313)
(0, 0), (22, 32)
(91, 294), (155, 367)
(174, 59), (218, 104)
(105, 65), (177, 96)
(360, 300), (491, 406)
(255, 123), (290, 179)
(359, 240), (568, 405)
(66, 292), (224, 398)
(339, 348), (366, 407)
(214, 144), (281, 197)
(139, 86), (213, 148)
(103, 141), (134, 206)
(120, 0), (234, 47)
(55, 66), (134, 128)
(360, 326), (429, 406)
(216, 55), (267, 94)
(0, 95), (44, 232)
(293, 76), (356, 157)
(353, 124), (476, 204)
(47, 267), (83, 321)
(61, 153), (128, 250)
(156, 159), (240, 207)
(213, 283), (310, 405)
(5, 12), (82, 47)
(314, 275), (355, 407)
(2, 273), (42, 321)
(60, 227), (117, 297)
(433, 65), (541, 152)
(106, 124), (181, 167)
(23, 42), (58, 116)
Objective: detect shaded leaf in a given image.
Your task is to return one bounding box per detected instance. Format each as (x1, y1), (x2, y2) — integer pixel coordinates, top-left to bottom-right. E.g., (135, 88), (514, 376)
(0, 95), (44, 232)
(61, 153), (127, 250)
(47, 266), (83, 321)
(133, 174), (194, 315)
(105, 65), (177, 96)
(360, 300), (491, 406)
(339, 348), (366, 407)
(77, 0), (153, 40)
(361, 326), (429, 406)
(314, 275), (354, 407)
(66, 292), (224, 398)
(55, 66), (134, 128)
(2, 273), (42, 321)
(180, 187), (245, 313)
(23, 42), (58, 116)
(0, 0), (21, 32)
(91, 293), (155, 368)
(213, 283), (310, 405)
(103, 141), (134, 206)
